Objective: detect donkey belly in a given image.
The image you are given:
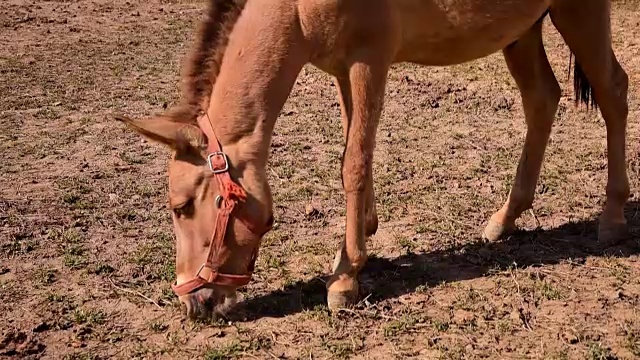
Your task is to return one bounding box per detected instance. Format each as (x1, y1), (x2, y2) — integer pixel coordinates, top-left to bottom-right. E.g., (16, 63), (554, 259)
(394, 0), (552, 65)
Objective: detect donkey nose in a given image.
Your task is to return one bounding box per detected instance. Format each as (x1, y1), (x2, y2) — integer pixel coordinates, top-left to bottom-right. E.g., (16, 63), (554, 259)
(180, 288), (216, 320)
(181, 296), (196, 319)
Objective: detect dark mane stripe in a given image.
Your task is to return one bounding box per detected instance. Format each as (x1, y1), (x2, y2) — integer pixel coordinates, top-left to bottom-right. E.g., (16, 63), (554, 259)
(167, 0), (247, 123)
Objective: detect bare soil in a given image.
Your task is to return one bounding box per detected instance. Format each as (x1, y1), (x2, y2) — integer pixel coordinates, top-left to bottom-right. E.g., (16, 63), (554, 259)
(1, 1), (640, 359)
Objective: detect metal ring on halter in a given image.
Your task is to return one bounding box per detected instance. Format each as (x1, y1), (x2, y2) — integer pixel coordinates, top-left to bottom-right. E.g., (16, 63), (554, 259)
(194, 263), (218, 281)
(195, 263), (208, 278)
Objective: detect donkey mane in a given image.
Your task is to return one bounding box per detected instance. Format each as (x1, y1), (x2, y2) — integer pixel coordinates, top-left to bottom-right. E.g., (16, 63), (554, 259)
(165, 0), (248, 124)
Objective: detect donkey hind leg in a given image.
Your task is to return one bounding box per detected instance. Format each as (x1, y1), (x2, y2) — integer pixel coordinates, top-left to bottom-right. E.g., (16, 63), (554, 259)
(327, 63), (388, 310)
(484, 20), (561, 241)
(550, 2), (630, 243)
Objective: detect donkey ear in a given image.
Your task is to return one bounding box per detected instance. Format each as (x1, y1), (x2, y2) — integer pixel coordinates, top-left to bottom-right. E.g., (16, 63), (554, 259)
(114, 115), (204, 151)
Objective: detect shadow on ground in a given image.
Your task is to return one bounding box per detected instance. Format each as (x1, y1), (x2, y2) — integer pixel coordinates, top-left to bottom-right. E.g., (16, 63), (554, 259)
(234, 201), (640, 321)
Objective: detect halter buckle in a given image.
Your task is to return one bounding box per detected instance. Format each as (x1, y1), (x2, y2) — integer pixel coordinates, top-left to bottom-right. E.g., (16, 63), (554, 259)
(207, 152), (229, 174)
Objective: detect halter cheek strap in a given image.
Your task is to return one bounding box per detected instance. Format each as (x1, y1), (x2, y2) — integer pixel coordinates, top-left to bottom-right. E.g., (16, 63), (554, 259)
(171, 113), (273, 297)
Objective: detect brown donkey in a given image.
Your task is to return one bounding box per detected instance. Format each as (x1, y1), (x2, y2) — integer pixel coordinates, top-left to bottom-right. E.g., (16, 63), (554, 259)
(116, 0), (630, 319)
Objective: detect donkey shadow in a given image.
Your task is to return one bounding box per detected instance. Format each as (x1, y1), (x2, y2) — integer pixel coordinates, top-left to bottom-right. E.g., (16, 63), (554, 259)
(233, 201), (640, 321)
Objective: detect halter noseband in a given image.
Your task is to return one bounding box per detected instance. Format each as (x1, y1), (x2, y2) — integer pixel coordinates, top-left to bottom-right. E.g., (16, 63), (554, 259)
(170, 113), (273, 297)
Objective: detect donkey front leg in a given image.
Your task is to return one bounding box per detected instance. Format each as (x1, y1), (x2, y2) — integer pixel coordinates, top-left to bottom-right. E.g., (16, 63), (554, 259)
(336, 76), (379, 238)
(484, 20), (561, 241)
(327, 60), (388, 310)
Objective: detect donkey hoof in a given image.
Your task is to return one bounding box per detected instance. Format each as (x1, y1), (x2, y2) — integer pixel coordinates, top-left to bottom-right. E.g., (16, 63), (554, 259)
(482, 219), (515, 242)
(327, 288), (359, 311)
(598, 220), (629, 246)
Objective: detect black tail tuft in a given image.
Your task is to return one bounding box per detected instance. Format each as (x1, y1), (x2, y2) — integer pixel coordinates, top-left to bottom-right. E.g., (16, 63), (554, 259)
(571, 53), (598, 110)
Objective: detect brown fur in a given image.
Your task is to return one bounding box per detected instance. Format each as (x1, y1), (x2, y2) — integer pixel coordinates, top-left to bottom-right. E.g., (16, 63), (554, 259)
(118, 0), (631, 320)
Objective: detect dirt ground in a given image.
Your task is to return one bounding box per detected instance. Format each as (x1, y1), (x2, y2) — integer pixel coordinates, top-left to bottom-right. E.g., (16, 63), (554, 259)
(1, 0), (640, 359)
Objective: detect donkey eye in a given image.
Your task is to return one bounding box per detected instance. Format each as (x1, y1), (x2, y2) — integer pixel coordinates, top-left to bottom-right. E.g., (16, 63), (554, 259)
(173, 199), (194, 217)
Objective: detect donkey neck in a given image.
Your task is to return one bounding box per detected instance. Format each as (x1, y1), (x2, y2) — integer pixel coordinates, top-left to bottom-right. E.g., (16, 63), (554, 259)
(202, 0), (308, 150)
(202, 103), (273, 221)
(198, 0), (310, 229)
